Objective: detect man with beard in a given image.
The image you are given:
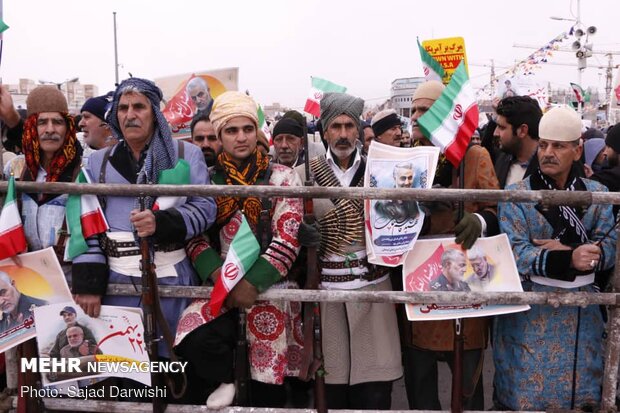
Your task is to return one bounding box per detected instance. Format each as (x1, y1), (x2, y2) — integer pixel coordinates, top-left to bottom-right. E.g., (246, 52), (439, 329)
(493, 96), (542, 188)
(430, 249), (470, 292)
(374, 162), (420, 223)
(296, 92), (402, 410)
(190, 113), (221, 167)
(495, 106), (616, 410)
(186, 76), (213, 116)
(0, 271), (47, 332)
(591, 123), (620, 196)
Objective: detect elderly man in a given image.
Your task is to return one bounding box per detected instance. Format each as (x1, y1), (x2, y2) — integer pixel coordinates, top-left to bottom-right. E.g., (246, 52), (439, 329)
(466, 247), (494, 290)
(71, 78), (216, 362)
(493, 96), (543, 188)
(495, 106), (616, 410)
(430, 249), (470, 292)
(49, 306), (97, 359)
(2, 86), (83, 273)
(174, 91), (304, 408)
(59, 326), (101, 358)
(79, 93), (117, 154)
(272, 117), (305, 167)
(0, 271), (47, 332)
(374, 162), (419, 223)
(190, 112), (221, 167)
(186, 77), (213, 115)
(403, 80), (499, 410)
(297, 92), (402, 410)
(370, 109), (402, 147)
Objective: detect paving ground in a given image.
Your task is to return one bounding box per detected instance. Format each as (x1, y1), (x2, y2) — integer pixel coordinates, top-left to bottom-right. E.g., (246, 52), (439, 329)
(391, 348), (494, 410)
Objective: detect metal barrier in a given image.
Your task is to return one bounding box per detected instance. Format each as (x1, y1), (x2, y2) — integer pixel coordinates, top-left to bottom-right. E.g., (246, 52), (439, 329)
(1, 181), (619, 412)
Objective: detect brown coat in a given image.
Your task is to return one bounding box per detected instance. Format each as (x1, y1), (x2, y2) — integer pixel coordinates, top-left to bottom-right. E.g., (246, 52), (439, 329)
(410, 144), (500, 351)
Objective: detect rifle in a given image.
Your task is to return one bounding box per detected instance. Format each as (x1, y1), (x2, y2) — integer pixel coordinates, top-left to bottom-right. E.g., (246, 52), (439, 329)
(299, 120), (327, 413)
(234, 309), (250, 406)
(138, 196), (165, 413)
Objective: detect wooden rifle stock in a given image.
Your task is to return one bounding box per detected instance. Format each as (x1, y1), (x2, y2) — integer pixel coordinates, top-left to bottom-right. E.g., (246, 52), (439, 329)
(235, 309), (250, 406)
(300, 126), (327, 413)
(139, 197), (165, 413)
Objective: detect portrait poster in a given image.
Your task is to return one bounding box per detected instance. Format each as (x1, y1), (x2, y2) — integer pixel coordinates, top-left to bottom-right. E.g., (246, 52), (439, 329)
(155, 67), (239, 139)
(364, 141), (440, 266)
(403, 234), (530, 321)
(34, 303), (150, 387)
(496, 74), (549, 109)
(0, 247), (72, 353)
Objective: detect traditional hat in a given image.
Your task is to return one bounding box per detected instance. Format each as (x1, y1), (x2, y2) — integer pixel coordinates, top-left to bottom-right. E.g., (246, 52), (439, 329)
(412, 81), (445, 102)
(210, 91), (258, 137)
(319, 92), (364, 131)
(538, 106), (582, 142)
(371, 109), (401, 137)
(26, 86), (68, 116)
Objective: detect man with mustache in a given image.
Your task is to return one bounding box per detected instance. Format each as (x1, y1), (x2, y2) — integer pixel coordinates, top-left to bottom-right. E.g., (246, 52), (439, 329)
(2, 86), (84, 273)
(370, 109), (402, 148)
(71, 78), (216, 369)
(495, 106), (616, 410)
(190, 113), (221, 167)
(296, 92), (402, 410)
(404, 80), (499, 410)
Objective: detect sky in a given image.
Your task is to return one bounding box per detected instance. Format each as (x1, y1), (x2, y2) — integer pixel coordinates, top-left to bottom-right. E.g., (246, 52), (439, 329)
(1, 0), (618, 110)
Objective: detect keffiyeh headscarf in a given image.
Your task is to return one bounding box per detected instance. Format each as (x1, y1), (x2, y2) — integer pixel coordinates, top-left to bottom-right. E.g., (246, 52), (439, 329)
(107, 78), (176, 209)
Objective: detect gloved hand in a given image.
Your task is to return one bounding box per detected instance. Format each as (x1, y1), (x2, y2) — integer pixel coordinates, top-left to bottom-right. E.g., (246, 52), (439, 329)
(454, 212), (482, 250)
(298, 221), (322, 248)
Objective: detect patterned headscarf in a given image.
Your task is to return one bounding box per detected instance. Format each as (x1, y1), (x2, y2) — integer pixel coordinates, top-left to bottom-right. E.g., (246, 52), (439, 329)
(214, 148), (270, 230)
(22, 112), (81, 184)
(107, 78), (176, 209)
(319, 92), (364, 132)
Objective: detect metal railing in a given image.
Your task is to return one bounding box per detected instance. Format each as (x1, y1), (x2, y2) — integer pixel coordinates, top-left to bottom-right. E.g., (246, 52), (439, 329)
(1, 181), (619, 412)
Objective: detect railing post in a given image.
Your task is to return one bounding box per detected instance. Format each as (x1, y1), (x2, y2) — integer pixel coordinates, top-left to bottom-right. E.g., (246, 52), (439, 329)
(600, 225), (620, 412)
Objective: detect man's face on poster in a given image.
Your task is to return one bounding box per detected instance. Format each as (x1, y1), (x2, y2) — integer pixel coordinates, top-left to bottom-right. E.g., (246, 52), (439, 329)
(67, 327), (84, 348)
(394, 167), (414, 188)
(445, 253), (467, 282)
(470, 256), (489, 279)
(0, 277), (19, 314)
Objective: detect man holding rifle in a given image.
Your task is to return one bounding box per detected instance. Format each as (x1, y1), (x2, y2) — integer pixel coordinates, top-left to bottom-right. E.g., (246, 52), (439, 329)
(71, 77), (216, 365)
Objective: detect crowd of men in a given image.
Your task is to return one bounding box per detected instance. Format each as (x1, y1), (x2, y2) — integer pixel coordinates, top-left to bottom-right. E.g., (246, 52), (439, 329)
(0, 77), (618, 411)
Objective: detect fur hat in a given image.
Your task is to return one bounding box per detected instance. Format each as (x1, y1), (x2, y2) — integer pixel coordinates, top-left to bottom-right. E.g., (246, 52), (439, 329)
(539, 106), (582, 142)
(210, 91), (259, 137)
(26, 86), (68, 116)
(412, 81), (445, 102)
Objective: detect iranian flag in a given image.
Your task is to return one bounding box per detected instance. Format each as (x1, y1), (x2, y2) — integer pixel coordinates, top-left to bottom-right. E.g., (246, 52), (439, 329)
(65, 168), (109, 260)
(417, 61), (479, 166)
(208, 215), (260, 316)
(417, 38), (446, 82)
(257, 105), (272, 143)
(0, 177), (27, 260)
(153, 159), (190, 211)
(570, 82), (585, 103)
(304, 77), (347, 117)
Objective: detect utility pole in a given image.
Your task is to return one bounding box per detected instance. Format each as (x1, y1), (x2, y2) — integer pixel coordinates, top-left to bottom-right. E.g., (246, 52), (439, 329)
(113, 12), (119, 86)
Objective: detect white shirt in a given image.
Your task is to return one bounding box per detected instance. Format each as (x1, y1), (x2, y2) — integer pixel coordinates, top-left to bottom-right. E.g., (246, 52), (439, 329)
(325, 148), (362, 187)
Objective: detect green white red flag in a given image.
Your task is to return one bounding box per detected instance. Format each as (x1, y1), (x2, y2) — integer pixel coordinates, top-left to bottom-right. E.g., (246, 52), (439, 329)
(0, 176), (27, 260)
(65, 168), (109, 260)
(208, 215), (260, 316)
(417, 38), (446, 82)
(570, 82), (585, 104)
(417, 61), (479, 167)
(257, 105), (272, 143)
(153, 159), (190, 211)
(304, 77), (347, 117)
